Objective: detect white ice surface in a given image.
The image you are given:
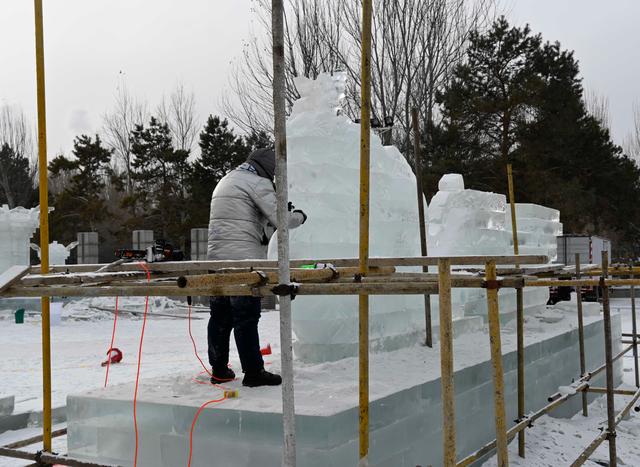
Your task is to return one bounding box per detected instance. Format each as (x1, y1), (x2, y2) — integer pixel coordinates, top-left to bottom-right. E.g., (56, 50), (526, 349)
(2, 299), (639, 466)
(268, 73), (425, 362)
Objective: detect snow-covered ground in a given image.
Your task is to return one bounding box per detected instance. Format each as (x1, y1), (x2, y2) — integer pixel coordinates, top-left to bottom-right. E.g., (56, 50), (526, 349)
(0, 297), (639, 466)
(483, 298), (640, 466)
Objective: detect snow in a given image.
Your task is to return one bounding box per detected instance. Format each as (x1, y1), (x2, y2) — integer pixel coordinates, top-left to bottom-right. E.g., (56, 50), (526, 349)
(1, 298), (638, 466)
(482, 298), (640, 467)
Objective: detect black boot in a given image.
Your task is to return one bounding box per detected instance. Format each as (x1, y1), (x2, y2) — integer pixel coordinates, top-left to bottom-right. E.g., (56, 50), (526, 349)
(242, 369), (282, 387)
(210, 367), (236, 383)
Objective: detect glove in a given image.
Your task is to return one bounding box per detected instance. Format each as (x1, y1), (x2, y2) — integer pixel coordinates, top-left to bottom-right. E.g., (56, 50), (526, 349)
(292, 209), (307, 224)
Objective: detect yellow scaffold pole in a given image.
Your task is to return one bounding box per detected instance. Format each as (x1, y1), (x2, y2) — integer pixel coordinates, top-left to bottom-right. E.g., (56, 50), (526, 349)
(358, 0), (373, 465)
(33, 0), (52, 452)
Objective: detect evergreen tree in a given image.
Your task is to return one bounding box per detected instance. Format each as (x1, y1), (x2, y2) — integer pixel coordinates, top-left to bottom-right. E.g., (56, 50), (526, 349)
(48, 134), (113, 242)
(431, 17), (640, 254)
(0, 143), (36, 208)
(126, 117), (191, 247)
(190, 116), (251, 225)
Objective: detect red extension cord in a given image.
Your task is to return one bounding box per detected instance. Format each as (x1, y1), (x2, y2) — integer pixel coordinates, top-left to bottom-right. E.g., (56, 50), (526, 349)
(103, 264), (231, 467)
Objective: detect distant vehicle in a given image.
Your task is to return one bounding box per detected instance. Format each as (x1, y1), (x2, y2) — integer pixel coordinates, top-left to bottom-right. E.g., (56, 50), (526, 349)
(115, 239), (184, 263)
(550, 235), (612, 303)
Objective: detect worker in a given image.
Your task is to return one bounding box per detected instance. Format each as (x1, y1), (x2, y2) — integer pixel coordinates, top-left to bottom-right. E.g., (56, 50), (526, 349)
(207, 148), (307, 387)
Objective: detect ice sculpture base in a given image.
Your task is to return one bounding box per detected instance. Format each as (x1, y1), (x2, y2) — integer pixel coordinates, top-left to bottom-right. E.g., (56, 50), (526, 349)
(67, 313), (620, 467)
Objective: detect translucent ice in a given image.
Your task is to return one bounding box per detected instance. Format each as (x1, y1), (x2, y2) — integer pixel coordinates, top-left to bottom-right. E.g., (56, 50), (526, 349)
(268, 73), (425, 362)
(32, 240), (78, 266)
(0, 205), (41, 274)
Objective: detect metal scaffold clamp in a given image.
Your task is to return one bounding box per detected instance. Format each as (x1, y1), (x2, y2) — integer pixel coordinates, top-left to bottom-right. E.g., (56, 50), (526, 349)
(272, 283), (299, 300)
(482, 279), (502, 290)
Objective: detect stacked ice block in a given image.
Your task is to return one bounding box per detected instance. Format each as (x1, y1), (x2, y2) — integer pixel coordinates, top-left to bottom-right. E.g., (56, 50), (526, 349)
(268, 73), (425, 362)
(506, 203), (562, 262)
(0, 205), (41, 274)
(66, 315), (620, 467)
(427, 175), (561, 319)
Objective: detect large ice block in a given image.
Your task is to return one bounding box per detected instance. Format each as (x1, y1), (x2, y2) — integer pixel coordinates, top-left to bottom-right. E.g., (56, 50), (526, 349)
(67, 313), (620, 467)
(0, 205), (41, 274)
(268, 73), (425, 362)
(427, 175), (563, 319)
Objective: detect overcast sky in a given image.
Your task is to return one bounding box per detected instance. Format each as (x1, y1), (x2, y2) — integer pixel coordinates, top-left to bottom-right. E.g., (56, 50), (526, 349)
(1, 0), (638, 156)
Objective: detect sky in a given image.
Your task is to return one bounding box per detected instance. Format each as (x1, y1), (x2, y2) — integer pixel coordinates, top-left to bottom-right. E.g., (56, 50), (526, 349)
(0, 0), (638, 157)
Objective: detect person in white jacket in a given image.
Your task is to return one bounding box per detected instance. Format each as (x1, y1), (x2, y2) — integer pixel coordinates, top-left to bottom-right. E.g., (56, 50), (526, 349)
(207, 148), (307, 387)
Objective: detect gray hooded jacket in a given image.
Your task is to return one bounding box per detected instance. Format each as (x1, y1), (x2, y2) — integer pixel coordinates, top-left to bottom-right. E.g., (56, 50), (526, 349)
(207, 163), (304, 260)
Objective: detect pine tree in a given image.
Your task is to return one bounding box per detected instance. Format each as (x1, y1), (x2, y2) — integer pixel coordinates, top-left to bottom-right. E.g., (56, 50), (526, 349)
(0, 143), (36, 208)
(432, 17), (640, 254)
(48, 134), (113, 242)
(126, 117), (191, 247)
(190, 116), (250, 225)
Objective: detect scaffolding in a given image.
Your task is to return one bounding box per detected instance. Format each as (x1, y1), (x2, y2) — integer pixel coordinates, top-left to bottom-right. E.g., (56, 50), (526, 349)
(2, 1), (639, 466)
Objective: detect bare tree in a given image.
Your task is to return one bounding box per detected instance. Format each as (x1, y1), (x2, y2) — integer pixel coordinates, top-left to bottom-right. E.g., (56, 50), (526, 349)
(623, 100), (640, 164)
(223, 0), (497, 155)
(584, 88), (611, 130)
(157, 83), (199, 152)
(0, 105), (36, 208)
(102, 83), (148, 194)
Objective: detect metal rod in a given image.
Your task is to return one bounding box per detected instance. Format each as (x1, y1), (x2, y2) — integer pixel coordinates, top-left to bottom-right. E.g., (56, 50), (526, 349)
(271, 1), (296, 464)
(0, 447), (116, 467)
(485, 260), (509, 467)
(601, 251), (617, 467)
(516, 287), (525, 458)
(412, 108), (432, 348)
(576, 254), (588, 416)
(459, 344), (635, 467)
(631, 262), (639, 388)
(33, 0), (52, 453)
(507, 164), (524, 458)
(29, 254), (549, 274)
(358, 0), (373, 464)
(438, 259), (456, 466)
(571, 386), (640, 467)
(2, 428), (67, 450)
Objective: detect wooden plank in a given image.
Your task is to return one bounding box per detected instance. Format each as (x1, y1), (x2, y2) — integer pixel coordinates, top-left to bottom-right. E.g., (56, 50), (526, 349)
(0, 266), (30, 294)
(34, 255), (549, 275)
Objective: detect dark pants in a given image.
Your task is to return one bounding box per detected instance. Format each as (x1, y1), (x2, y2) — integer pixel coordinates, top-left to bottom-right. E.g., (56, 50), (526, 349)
(208, 296), (264, 374)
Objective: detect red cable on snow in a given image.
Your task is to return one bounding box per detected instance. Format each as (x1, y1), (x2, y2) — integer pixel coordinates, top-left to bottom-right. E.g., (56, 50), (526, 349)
(187, 396), (227, 467)
(187, 303), (235, 384)
(132, 262), (151, 467)
(188, 303), (212, 377)
(104, 296), (120, 388)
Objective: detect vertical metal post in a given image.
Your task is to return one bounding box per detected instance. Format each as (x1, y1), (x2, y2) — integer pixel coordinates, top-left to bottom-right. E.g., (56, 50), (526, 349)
(575, 254), (588, 416)
(506, 163), (524, 458)
(485, 260), (509, 467)
(34, 0), (52, 453)
(600, 251), (617, 467)
(438, 259), (456, 466)
(358, 1), (373, 465)
(412, 108), (432, 348)
(271, 2), (296, 465)
(630, 262), (639, 388)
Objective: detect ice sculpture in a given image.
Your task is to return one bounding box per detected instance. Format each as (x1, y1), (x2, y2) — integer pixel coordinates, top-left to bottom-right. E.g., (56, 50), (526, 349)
(428, 174), (562, 319)
(0, 205), (41, 274)
(31, 241), (78, 266)
(268, 72), (425, 362)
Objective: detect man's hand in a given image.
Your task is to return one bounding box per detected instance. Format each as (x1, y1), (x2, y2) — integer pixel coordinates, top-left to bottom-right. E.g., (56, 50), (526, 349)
(292, 209), (307, 225)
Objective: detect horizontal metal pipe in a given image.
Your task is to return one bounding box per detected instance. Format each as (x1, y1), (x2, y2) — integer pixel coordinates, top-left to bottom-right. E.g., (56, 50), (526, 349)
(32, 254), (549, 274)
(571, 386), (640, 467)
(0, 447), (116, 466)
(3, 427), (66, 449)
(457, 344), (634, 466)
